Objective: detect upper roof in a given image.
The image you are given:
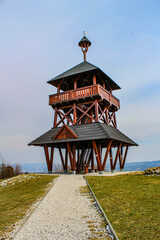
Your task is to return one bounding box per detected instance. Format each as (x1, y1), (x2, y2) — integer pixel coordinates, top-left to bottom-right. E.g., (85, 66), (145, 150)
(47, 61), (120, 91)
(78, 36), (91, 47)
(28, 122), (137, 147)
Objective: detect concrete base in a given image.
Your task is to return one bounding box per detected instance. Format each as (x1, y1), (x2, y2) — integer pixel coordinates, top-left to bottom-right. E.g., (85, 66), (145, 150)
(111, 170), (115, 173)
(72, 171), (76, 175)
(120, 169), (124, 172)
(48, 171), (52, 174)
(99, 171), (104, 175)
(91, 170), (95, 173)
(64, 170), (67, 173)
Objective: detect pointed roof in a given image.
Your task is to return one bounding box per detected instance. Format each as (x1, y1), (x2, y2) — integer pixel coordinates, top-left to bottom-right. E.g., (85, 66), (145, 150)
(78, 36), (91, 47)
(28, 122), (138, 147)
(47, 61), (120, 91)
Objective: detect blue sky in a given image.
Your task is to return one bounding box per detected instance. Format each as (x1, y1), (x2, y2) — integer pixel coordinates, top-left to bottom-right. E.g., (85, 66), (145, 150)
(0, 0), (160, 166)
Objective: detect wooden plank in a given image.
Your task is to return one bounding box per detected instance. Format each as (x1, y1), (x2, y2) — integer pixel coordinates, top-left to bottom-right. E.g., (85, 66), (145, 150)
(65, 147), (68, 171)
(53, 107), (58, 128)
(109, 148), (113, 170)
(102, 141), (112, 170)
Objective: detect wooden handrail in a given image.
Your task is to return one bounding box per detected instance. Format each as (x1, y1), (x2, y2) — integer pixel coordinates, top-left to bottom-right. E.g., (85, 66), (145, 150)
(49, 84), (120, 109)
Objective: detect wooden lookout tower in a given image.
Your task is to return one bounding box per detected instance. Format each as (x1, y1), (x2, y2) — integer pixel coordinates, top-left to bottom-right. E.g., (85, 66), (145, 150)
(29, 34), (138, 174)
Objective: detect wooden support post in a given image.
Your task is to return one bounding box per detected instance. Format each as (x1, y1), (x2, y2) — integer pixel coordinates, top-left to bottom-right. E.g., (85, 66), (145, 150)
(73, 145), (76, 171)
(74, 78), (77, 89)
(73, 103), (77, 125)
(98, 143), (102, 166)
(64, 147), (68, 171)
(58, 148), (65, 170)
(50, 147), (54, 172)
(44, 145), (52, 172)
(92, 140), (102, 171)
(91, 148), (94, 171)
(95, 100), (99, 122)
(102, 141), (112, 171)
(122, 145), (128, 169)
(57, 83), (60, 93)
(93, 75), (96, 85)
(109, 147), (113, 171)
(54, 107), (58, 128)
(113, 113), (117, 128)
(85, 151), (92, 174)
(66, 143), (73, 171)
(113, 143), (122, 170)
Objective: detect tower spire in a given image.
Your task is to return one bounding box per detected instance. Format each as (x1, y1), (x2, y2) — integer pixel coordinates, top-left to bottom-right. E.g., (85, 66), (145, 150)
(78, 32), (91, 61)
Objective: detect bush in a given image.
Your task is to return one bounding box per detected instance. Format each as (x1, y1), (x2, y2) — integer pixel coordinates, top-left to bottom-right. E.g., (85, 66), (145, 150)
(0, 162), (22, 179)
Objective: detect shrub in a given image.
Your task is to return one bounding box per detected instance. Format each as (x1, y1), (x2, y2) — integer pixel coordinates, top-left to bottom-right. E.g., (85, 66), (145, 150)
(0, 162), (22, 179)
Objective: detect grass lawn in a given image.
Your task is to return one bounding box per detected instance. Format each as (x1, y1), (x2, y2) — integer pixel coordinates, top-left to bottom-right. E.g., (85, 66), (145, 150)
(86, 174), (160, 240)
(0, 174), (57, 236)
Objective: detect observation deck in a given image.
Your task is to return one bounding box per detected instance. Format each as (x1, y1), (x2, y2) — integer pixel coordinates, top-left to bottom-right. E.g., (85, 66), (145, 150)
(49, 84), (120, 110)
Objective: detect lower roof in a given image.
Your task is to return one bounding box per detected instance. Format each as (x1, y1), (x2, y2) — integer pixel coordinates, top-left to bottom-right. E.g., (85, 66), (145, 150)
(28, 122), (138, 148)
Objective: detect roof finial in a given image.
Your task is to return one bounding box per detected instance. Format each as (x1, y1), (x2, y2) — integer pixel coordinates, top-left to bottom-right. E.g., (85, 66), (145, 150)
(78, 32), (91, 62)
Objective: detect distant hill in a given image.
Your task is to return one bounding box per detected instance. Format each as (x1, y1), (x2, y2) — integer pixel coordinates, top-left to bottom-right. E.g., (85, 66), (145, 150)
(21, 160), (160, 173)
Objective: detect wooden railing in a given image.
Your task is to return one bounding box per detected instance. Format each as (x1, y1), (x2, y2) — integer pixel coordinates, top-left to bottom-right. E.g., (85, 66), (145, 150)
(49, 84), (120, 109)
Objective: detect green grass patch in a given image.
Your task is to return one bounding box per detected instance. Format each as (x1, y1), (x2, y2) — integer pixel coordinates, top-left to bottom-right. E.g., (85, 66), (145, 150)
(86, 174), (160, 240)
(0, 174), (57, 236)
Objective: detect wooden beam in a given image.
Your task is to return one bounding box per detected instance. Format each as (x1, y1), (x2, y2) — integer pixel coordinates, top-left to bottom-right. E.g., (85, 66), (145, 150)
(57, 109), (73, 125)
(95, 100), (99, 122)
(50, 147), (54, 171)
(66, 143), (73, 170)
(72, 145), (76, 171)
(92, 140), (102, 171)
(55, 106), (73, 127)
(102, 141), (112, 170)
(73, 103), (77, 125)
(122, 145), (128, 169)
(53, 107), (58, 128)
(109, 147), (113, 170)
(113, 143), (122, 170)
(65, 147), (68, 171)
(58, 148), (65, 170)
(76, 104), (96, 124)
(44, 145), (50, 171)
(93, 75), (96, 85)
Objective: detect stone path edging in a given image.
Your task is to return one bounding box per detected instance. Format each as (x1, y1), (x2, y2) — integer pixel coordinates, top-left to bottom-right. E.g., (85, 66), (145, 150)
(84, 176), (119, 240)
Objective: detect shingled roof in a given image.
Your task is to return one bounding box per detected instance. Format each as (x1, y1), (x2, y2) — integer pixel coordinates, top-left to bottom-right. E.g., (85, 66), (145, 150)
(28, 122), (137, 148)
(47, 61), (120, 91)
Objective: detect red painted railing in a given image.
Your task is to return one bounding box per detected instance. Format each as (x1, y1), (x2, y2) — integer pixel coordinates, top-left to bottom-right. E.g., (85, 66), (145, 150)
(49, 84), (120, 109)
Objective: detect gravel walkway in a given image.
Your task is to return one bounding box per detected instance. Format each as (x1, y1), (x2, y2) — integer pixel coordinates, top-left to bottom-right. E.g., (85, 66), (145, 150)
(13, 175), (111, 240)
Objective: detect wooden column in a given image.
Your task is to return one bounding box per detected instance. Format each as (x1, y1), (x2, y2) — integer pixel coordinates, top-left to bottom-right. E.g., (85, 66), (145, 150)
(58, 148), (65, 170)
(109, 147), (113, 171)
(64, 147), (68, 172)
(121, 145), (128, 169)
(57, 83), (60, 93)
(102, 141), (112, 171)
(113, 143), (122, 170)
(66, 143), (74, 171)
(93, 75), (96, 85)
(54, 107), (58, 128)
(44, 145), (54, 173)
(91, 148), (94, 171)
(92, 140), (102, 171)
(73, 103), (77, 125)
(95, 100), (99, 122)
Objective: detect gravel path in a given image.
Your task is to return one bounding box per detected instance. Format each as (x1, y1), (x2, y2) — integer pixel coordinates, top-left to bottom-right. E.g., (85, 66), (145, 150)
(13, 175), (111, 240)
